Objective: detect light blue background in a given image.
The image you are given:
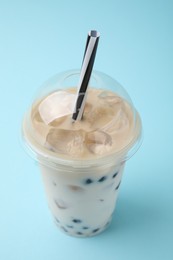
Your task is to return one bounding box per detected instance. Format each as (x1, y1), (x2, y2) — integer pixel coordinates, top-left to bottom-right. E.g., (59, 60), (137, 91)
(0, 0), (173, 259)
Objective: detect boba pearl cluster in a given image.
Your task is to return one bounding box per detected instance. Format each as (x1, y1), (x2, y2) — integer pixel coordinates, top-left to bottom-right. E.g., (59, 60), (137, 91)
(41, 164), (124, 237)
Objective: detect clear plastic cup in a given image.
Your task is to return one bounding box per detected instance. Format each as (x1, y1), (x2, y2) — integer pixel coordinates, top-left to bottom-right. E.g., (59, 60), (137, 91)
(22, 70), (142, 237)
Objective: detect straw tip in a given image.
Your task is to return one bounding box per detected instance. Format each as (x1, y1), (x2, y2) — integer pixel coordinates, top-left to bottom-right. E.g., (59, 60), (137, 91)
(89, 30), (100, 37)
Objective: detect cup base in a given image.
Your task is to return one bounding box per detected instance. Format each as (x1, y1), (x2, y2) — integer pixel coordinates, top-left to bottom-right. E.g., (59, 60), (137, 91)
(53, 215), (112, 238)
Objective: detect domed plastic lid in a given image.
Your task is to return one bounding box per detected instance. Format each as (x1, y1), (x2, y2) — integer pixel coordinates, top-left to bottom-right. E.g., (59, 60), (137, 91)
(22, 70), (142, 165)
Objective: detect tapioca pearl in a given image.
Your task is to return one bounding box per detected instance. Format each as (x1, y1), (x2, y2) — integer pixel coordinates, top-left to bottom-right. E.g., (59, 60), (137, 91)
(66, 225), (74, 228)
(84, 178), (93, 184)
(76, 232), (83, 235)
(104, 221), (110, 228)
(92, 228), (100, 233)
(72, 219), (82, 223)
(103, 219), (111, 228)
(106, 220), (111, 226)
(61, 226), (68, 233)
(115, 181), (121, 190)
(68, 185), (85, 192)
(82, 226), (89, 230)
(98, 176), (107, 182)
(54, 217), (60, 223)
(112, 172), (118, 178)
(54, 219), (61, 227)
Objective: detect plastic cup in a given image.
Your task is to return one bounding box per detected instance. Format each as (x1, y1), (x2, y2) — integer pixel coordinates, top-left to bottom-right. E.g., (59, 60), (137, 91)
(22, 70), (142, 237)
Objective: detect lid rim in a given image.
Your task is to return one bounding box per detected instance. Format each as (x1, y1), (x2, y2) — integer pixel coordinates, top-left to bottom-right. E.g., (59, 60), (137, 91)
(22, 111), (142, 169)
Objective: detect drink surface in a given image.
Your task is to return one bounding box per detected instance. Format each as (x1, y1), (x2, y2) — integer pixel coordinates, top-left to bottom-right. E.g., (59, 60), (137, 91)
(30, 88), (136, 159)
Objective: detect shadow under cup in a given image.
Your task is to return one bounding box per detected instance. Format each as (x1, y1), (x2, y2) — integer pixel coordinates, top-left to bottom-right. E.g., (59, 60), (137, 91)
(22, 70), (142, 237)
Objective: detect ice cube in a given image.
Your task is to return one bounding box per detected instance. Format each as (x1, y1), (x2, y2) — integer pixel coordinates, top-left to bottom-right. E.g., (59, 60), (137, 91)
(45, 128), (85, 156)
(38, 91), (76, 125)
(105, 109), (130, 134)
(84, 104), (115, 129)
(85, 130), (112, 155)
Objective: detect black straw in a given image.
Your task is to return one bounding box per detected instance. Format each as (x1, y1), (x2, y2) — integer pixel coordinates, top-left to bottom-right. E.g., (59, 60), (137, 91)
(72, 30), (100, 121)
